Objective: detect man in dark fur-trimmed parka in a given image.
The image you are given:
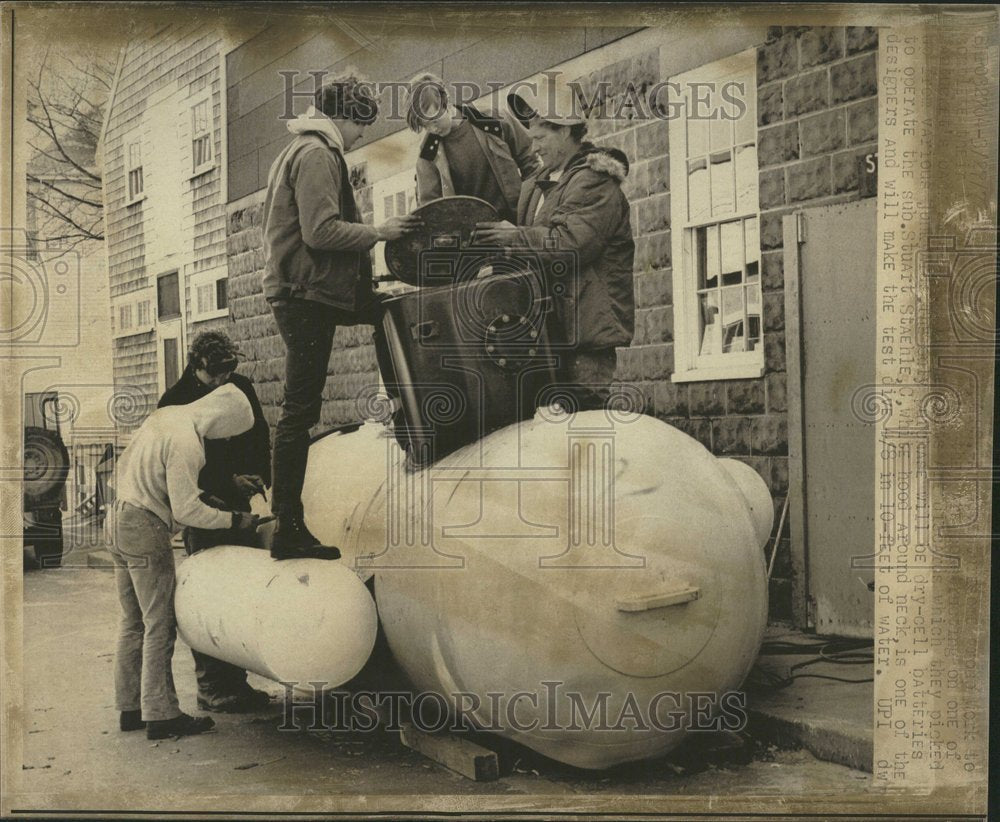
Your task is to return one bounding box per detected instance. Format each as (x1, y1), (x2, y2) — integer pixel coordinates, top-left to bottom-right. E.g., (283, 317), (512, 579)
(475, 76), (635, 410)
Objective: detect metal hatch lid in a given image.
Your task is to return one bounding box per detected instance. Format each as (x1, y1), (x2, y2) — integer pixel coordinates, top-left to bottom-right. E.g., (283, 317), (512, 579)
(383, 195), (503, 286)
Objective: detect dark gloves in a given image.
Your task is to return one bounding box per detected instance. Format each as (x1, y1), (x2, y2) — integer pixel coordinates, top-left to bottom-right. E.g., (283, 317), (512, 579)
(230, 511), (260, 532)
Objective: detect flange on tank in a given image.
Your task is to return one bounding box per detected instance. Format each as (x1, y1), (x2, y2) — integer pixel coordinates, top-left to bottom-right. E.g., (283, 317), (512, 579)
(301, 409), (771, 769)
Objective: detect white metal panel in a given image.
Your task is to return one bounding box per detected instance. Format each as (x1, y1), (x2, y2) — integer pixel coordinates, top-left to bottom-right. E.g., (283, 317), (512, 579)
(785, 199), (877, 637)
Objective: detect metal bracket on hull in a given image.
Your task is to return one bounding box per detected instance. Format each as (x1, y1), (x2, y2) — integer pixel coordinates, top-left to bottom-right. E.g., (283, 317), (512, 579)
(615, 585), (701, 612)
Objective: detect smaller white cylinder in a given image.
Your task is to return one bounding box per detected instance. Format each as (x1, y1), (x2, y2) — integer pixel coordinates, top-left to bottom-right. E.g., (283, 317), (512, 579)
(175, 546), (377, 691)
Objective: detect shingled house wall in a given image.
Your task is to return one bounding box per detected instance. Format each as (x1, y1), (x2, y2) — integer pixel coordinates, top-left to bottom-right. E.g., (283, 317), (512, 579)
(103, 25), (231, 430)
(225, 25), (878, 623)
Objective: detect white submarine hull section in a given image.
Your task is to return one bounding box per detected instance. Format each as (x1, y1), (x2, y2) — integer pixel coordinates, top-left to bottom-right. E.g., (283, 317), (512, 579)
(175, 545), (378, 691)
(301, 410), (770, 770)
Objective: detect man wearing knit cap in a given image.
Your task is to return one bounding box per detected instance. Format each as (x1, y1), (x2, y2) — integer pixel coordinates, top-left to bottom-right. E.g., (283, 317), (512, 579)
(475, 74), (635, 410)
(157, 330), (272, 714)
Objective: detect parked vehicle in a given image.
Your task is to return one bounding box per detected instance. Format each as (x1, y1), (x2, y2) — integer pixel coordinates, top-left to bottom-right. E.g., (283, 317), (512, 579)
(23, 393), (69, 569)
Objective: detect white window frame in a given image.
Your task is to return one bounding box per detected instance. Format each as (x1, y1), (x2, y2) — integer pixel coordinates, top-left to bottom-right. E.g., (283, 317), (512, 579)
(111, 287), (155, 338)
(371, 169), (418, 280)
(668, 48), (764, 383)
(124, 130), (145, 206)
(189, 91), (215, 178)
(189, 266), (229, 322)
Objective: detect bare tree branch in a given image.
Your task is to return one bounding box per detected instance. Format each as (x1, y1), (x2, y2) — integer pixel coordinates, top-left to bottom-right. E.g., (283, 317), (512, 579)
(27, 80), (102, 184)
(27, 189), (102, 242)
(27, 174), (104, 209)
(26, 47), (113, 250)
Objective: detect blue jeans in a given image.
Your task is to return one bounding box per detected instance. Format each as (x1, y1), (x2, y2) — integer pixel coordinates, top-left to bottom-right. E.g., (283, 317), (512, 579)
(106, 500), (180, 721)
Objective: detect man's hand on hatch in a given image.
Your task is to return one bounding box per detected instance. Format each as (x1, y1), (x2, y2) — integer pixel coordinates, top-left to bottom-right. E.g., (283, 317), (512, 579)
(231, 511), (260, 532)
(473, 221), (519, 246)
(376, 214), (423, 241)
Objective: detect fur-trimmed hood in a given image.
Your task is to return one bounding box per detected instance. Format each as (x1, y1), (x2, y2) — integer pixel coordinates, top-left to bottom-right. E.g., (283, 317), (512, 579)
(565, 142), (629, 183)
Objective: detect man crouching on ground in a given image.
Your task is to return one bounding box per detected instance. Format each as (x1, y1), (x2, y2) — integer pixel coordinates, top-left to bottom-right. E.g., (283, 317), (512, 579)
(106, 383), (259, 740)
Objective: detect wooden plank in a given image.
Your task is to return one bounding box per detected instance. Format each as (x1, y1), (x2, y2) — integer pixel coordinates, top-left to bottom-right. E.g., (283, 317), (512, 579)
(399, 722), (499, 782)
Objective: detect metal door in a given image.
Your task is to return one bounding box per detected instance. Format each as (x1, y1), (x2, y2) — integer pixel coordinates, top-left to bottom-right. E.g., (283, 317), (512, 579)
(784, 198), (876, 637)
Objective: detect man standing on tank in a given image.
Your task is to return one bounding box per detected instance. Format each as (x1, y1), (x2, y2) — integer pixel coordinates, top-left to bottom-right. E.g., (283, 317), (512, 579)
(475, 76), (636, 411)
(262, 73), (420, 559)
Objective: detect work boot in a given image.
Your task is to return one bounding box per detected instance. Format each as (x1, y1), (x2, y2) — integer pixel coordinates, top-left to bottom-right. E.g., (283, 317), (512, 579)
(119, 710), (144, 732)
(146, 712), (215, 740)
(239, 685), (273, 710)
(270, 515), (340, 561)
(197, 686), (271, 713)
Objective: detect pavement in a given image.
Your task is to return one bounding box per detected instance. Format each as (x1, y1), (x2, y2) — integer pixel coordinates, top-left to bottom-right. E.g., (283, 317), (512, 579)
(9, 545), (875, 815)
(746, 640), (873, 773)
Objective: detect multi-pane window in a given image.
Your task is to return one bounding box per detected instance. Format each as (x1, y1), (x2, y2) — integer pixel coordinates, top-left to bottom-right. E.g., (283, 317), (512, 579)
(371, 170), (418, 280)
(126, 139), (143, 203)
(190, 268), (230, 321)
(669, 49), (763, 381)
(118, 304), (133, 332)
(191, 97), (213, 174)
(136, 300), (150, 327)
(196, 283), (214, 315)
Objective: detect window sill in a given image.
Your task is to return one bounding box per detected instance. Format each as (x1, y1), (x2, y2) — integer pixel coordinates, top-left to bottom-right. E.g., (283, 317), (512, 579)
(671, 360), (765, 383)
(191, 307), (229, 322)
(112, 326), (154, 340)
(125, 194), (146, 207)
(189, 162), (216, 180)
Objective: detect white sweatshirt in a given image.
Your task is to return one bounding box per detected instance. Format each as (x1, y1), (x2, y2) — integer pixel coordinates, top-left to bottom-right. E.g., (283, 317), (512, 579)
(113, 383), (254, 532)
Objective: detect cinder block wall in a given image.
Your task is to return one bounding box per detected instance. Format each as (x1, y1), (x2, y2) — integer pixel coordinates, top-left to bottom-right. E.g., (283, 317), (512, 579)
(753, 25), (878, 617)
(572, 27), (877, 621)
(226, 25), (878, 623)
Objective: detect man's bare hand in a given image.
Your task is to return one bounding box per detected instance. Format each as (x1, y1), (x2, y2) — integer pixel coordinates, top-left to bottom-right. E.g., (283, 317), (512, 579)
(376, 215), (423, 241)
(231, 511), (260, 532)
(233, 474), (266, 498)
(473, 220), (519, 246)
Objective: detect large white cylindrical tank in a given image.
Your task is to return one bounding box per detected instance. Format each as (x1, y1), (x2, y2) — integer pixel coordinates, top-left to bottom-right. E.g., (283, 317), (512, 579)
(175, 545), (378, 691)
(301, 412), (770, 769)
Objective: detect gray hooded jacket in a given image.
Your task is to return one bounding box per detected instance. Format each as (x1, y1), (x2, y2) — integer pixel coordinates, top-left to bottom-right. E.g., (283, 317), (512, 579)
(114, 383), (254, 532)
(261, 108), (379, 313)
